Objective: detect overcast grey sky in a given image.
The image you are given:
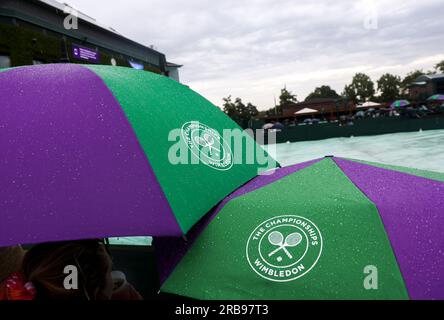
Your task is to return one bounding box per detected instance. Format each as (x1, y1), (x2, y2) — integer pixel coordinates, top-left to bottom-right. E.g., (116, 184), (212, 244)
(65, 0), (444, 110)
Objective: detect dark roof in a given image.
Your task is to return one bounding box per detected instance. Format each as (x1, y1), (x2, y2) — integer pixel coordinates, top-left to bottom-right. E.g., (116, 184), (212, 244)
(302, 97), (342, 103)
(414, 74), (444, 82)
(282, 97), (343, 109)
(426, 74), (444, 80)
(39, 0), (121, 35)
(166, 62), (183, 68)
(407, 81), (427, 87)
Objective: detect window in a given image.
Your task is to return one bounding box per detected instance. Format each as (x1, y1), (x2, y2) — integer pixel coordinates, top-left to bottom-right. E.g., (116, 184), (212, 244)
(0, 55), (11, 68)
(436, 80), (444, 94)
(32, 60), (44, 65)
(108, 236), (152, 246)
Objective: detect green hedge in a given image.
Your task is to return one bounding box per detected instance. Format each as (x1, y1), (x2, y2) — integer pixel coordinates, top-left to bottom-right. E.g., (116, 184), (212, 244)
(0, 23), (61, 65)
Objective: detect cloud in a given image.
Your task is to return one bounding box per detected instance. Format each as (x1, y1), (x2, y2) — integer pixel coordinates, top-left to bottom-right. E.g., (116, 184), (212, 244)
(66, 0), (444, 109)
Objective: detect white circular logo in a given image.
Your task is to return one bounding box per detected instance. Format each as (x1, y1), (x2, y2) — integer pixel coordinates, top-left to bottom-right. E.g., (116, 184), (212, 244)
(181, 121), (233, 171)
(246, 215), (323, 282)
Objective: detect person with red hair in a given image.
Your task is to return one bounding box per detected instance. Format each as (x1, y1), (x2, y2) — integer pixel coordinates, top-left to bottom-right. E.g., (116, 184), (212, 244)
(0, 245), (30, 300)
(0, 240), (142, 300)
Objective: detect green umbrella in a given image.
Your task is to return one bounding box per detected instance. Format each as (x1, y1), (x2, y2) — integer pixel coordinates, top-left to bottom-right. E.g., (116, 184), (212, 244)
(390, 100), (410, 108)
(156, 157), (444, 299)
(0, 63), (276, 246)
(427, 94), (444, 101)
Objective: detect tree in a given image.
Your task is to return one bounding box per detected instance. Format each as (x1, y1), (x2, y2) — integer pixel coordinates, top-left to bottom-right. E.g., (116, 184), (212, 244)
(342, 73), (375, 104)
(222, 95), (237, 120)
(435, 60), (444, 73)
(342, 84), (357, 104)
(277, 86), (297, 115)
(400, 70), (425, 95)
(246, 102), (259, 119)
(305, 85), (339, 101)
(377, 73), (401, 103)
(279, 86), (298, 105)
(222, 95), (258, 129)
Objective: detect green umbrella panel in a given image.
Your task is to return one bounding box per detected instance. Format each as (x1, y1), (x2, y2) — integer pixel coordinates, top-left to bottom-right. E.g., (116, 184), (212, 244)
(156, 157), (444, 300)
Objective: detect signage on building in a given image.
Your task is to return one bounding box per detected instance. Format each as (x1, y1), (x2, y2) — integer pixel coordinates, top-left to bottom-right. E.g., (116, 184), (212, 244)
(72, 44), (100, 63)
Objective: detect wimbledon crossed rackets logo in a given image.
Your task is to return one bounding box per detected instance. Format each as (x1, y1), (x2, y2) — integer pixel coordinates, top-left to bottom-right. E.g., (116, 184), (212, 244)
(268, 231), (302, 261)
(194, 133), (220, 156)
(181, 121), (233, 170)
(246, 215), (323, 282)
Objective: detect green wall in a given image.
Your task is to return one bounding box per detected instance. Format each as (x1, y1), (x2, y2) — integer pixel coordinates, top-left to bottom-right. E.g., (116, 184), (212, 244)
(272, 115), (444, 144)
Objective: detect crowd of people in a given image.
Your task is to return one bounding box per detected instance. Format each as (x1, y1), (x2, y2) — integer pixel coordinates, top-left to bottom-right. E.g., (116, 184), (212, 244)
(263, 103), (444, 129)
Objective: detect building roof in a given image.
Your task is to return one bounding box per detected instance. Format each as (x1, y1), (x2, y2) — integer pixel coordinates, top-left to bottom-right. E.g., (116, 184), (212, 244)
(414, 74), (444, 83)
(166, 62), (183, 68)
(409, 81), (427, 87)
(39, 0), (121, 36)
(0, 0), (167, 69)
(425, 74), (444, 80)
(303, 97), (342, 103)
(282, 97), (343, 110)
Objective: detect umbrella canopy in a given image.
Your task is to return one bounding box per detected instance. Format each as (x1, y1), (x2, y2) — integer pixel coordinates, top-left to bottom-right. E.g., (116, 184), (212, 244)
(427, 94), (444, 101)
(272, 122), (284, 130)
(0, 64), (274, 246)
(262, 123), (274, 129)
(157, 157), (444, 299)
(356, 101), (380, 108)
(295, 108), (318, 115)
(391, 100), (410, 108)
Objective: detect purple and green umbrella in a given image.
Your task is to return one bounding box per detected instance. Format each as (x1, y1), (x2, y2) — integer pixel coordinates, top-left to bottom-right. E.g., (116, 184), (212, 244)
(391, 100), (410, 108)
(156, 157), (444, 300)
(0, 64), (273, 247)
(427, 94), (444, 101)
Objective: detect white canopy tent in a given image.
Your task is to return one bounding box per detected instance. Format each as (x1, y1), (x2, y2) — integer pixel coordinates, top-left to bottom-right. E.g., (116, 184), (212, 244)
(295, 108), (318, 115)
(356, 101), (381, 108)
